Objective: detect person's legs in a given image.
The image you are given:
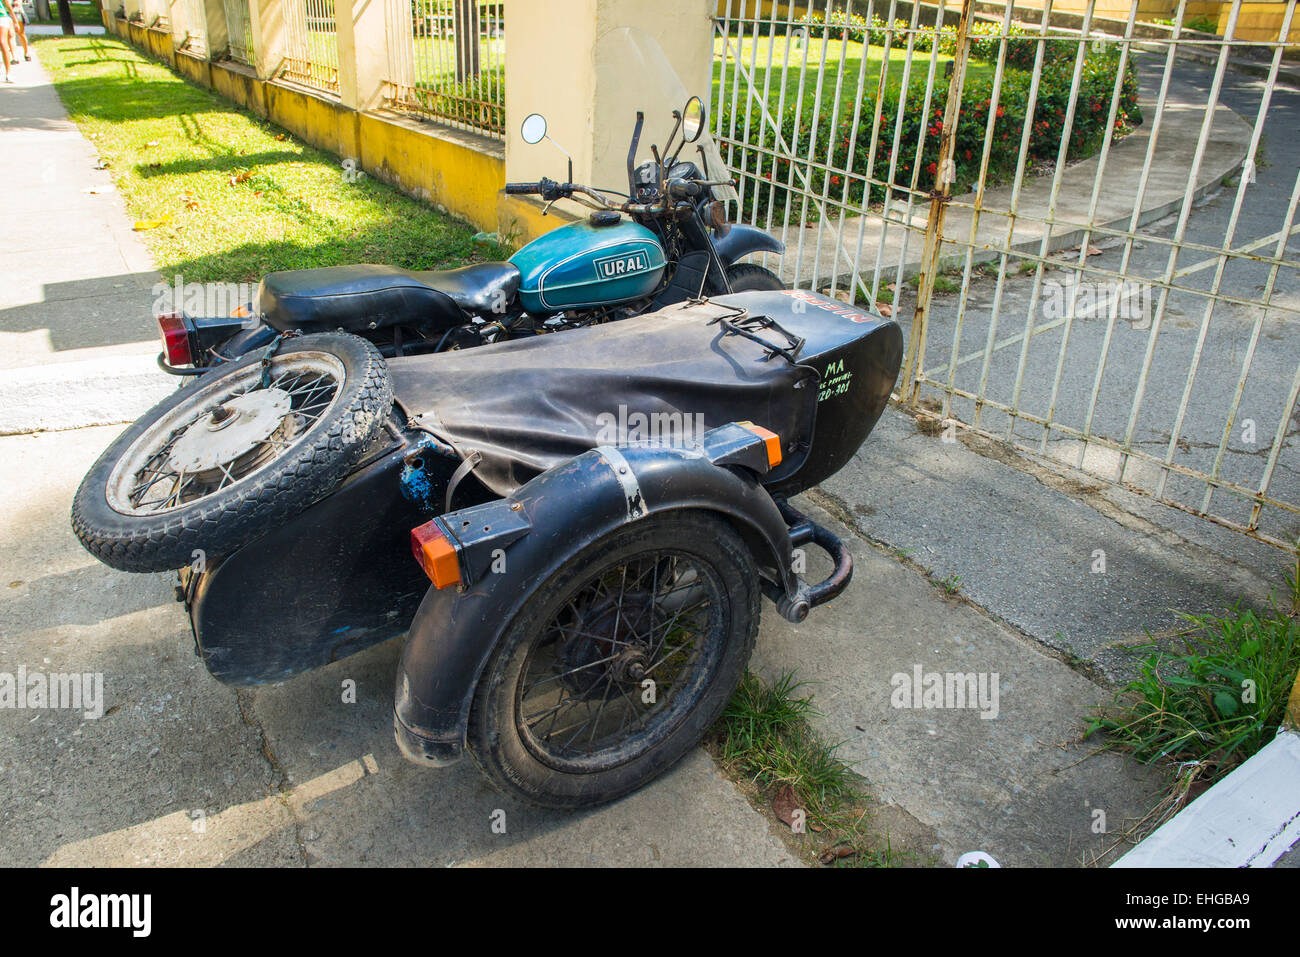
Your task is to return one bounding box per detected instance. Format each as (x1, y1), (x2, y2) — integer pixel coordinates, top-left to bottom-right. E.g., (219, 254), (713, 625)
(0, 25), (14, 80)
(14, 18), (27, 60)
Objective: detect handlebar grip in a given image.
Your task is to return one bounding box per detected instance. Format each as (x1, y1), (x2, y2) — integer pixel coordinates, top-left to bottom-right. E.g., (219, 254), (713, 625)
(505, 182), (542, 195)
(667, 179), (704, 200)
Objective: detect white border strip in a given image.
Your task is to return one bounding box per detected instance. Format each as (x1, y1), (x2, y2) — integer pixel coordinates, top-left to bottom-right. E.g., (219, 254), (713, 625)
(1113, 728), (1300, 868)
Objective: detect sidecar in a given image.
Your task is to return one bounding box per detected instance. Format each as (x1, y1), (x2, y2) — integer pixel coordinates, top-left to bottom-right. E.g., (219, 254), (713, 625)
(150, 290), (900, 806)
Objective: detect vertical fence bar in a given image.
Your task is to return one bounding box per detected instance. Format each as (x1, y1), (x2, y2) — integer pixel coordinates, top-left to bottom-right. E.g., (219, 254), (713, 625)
(900, 0), (973, 405)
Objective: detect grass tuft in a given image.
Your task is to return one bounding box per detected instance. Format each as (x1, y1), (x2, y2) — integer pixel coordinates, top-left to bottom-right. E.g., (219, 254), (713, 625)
(714, 672), (913, 866)
(1086, 601), (1300, 783)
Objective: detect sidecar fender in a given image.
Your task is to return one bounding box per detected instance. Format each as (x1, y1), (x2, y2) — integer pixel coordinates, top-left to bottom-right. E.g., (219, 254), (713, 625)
(712, 224), (784, 268)
(393, 429), (798, 767)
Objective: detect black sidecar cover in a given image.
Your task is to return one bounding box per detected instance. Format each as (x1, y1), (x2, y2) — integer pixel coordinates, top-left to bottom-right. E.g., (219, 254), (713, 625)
(387, 290), (901, 500)
(187, 290), (900, 686)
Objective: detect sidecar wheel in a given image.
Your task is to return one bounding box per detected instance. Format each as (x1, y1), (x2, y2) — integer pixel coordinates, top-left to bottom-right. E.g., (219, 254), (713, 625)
(72, 332), (391, 573)
(466, 513), (758, 809)
(725, 262), (785, 292)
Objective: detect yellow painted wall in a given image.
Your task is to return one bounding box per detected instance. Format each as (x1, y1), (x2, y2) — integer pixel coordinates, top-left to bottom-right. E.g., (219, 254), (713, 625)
(1222, 1), (1300, 44)
(993, 0), (1175, 17)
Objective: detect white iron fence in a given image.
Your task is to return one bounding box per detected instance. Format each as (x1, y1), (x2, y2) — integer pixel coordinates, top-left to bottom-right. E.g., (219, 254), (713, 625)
(282, 0), (341, 94)
(224, 0), (255, 64)
(384, 0), (505, 138)
(713, 0), (1300, 550)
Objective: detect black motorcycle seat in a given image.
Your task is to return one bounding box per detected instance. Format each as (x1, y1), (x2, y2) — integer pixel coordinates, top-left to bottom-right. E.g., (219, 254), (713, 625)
(258, 262), (521, 334)
(413, 262), (522, 314)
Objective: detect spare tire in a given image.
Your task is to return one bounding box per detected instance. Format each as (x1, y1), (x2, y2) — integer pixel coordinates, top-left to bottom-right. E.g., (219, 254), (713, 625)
(72, 332), (392, 573)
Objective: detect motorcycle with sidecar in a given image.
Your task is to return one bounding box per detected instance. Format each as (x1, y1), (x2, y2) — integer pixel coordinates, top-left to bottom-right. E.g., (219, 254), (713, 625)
(73, 286), (900, 808)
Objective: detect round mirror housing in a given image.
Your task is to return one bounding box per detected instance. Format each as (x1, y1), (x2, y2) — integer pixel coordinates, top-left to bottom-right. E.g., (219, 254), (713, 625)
(682, 96), (706, 143)
(520, 113), (547, 145)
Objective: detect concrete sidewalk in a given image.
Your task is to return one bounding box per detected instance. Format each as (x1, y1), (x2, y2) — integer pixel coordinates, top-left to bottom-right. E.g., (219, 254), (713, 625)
(0, 40), (172, 434)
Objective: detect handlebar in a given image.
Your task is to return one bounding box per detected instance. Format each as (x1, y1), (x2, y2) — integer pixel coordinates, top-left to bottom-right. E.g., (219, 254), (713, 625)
(503, 176), (735, 216)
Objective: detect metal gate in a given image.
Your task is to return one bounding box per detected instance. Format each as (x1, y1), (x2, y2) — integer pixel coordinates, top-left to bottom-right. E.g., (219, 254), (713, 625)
(713, 0), (1300, 550)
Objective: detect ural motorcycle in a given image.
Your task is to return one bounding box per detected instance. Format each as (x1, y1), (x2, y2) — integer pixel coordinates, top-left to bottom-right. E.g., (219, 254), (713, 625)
(156, 96), (785, 375)
(73, 288), (901, 808)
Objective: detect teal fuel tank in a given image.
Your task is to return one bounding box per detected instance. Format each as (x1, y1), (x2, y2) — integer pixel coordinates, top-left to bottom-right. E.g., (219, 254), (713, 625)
(510, 219), (666, 314)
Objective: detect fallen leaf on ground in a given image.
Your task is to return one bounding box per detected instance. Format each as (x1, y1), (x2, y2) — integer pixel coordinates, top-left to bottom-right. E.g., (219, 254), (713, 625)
(144, 139), (160, 147)
(133, 217), (172, 231)
(772, 784), (804, 829)
(275, 133), (287, 141)
(184, 199), (200, 211)
(818, 845), (858, 865)
(230, 170), (253, 185)
(876, 301), (893, 316)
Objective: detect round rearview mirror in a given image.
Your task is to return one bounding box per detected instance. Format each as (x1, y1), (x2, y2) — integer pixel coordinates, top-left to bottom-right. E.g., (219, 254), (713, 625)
(682, 96), (706, 143)
(521, 113), (547, 145)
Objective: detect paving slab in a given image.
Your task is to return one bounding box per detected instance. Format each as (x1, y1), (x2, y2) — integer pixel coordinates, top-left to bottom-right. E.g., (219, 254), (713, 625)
(751, 493), (1167, 867)
(815, 407), (1287, 683)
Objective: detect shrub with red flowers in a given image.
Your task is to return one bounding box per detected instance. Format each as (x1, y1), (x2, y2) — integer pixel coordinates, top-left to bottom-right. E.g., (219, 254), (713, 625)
(720, 30), (1141, 226)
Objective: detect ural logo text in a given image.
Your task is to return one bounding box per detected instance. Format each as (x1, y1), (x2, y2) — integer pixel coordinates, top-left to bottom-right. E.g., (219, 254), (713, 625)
(594, 251), (650, 279)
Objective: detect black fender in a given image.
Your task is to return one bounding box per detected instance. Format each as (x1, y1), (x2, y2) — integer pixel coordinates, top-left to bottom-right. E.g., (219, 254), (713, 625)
(712, 224), (785, 268)
(393, 437), (798, 767)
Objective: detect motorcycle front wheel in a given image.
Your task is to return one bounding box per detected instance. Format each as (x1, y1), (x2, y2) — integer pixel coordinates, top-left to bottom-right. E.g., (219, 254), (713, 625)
(725, 262), (785, 292)
(467, 513), (759, 808)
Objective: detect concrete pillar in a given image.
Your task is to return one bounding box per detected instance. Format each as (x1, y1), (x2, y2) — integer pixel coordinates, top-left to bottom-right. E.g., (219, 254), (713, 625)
(201, 0), (230, 59)
(122, 0), (142, 20)
(248, 0), (286, 79)
(337, 0), (389, 113)
(504, 0), (714, 201)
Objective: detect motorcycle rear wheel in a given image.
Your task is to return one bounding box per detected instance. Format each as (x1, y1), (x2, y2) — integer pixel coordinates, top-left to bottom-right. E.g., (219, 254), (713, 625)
(72, 332), (392, 573)
(466, 513), (759, 808)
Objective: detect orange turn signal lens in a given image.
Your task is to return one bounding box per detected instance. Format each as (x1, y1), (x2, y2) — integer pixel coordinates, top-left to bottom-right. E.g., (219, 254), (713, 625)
(737, 422), (782, 468)
(410, 520), (462, 589)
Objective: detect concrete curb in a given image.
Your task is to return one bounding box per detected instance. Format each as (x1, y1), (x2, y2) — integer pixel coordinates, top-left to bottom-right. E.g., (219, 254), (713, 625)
(1112, 728), (1300, 868)
(0, 352), (174, 435)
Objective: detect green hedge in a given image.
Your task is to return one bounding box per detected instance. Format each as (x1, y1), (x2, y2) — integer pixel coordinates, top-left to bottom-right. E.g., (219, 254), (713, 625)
(723, 33), (1141, 225)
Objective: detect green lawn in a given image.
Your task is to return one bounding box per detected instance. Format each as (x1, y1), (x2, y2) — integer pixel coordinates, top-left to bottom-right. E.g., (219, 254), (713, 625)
(712, 35), (993, 125)
(34, 0), (103, 26)
(36, 35), (505, 284)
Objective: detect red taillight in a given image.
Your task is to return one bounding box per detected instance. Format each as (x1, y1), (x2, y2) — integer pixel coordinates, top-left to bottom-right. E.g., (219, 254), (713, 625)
(157, 312), (194, 367)
(411, 520), (462, 589)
